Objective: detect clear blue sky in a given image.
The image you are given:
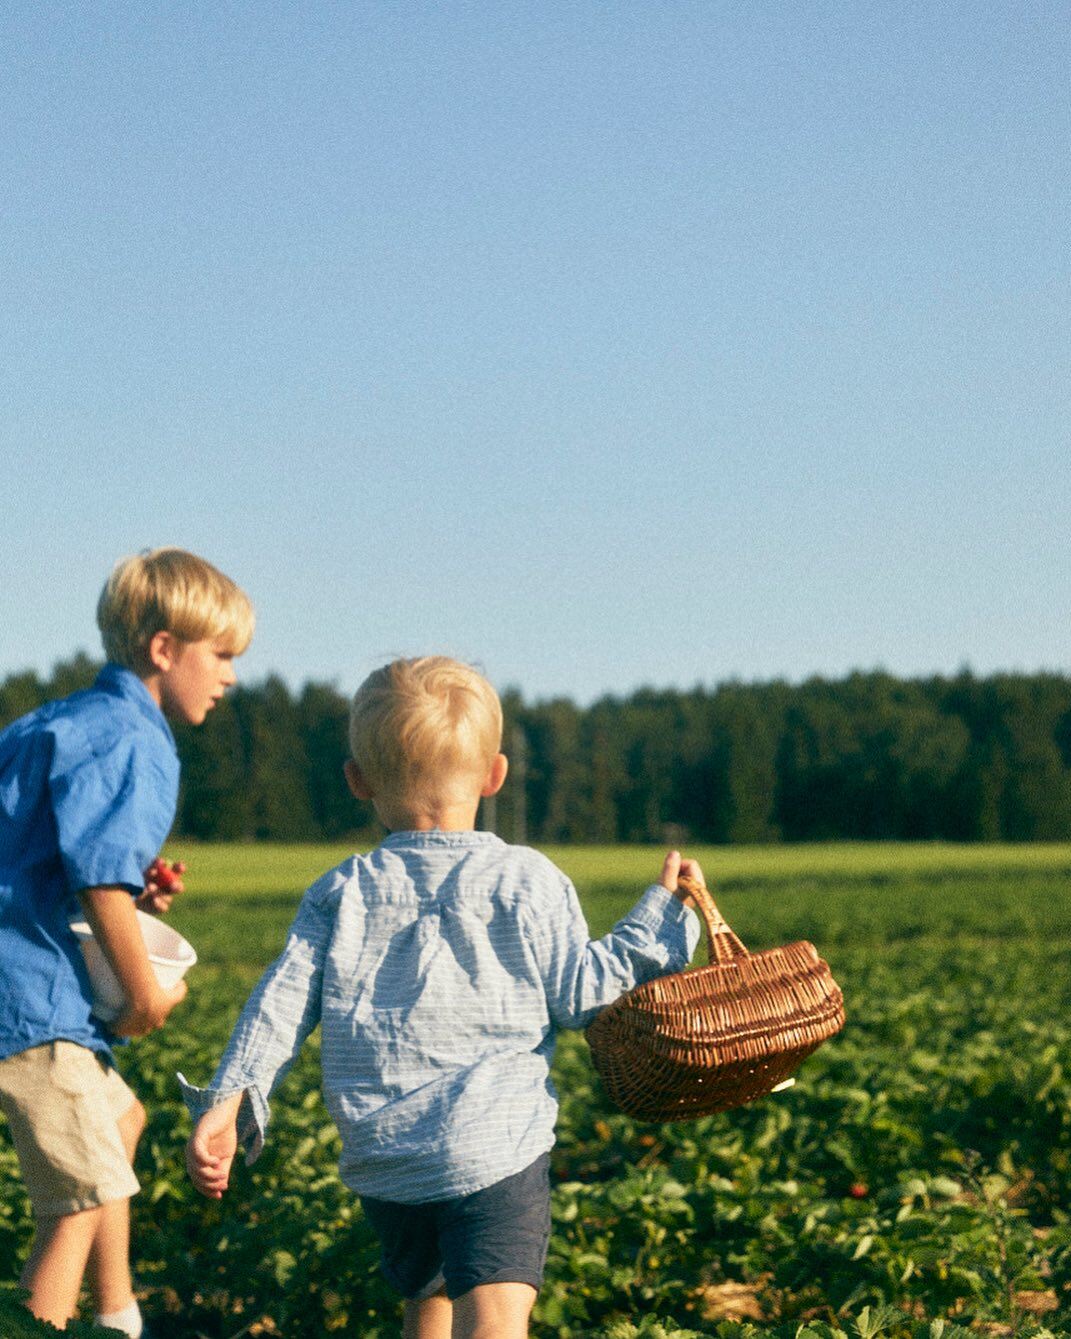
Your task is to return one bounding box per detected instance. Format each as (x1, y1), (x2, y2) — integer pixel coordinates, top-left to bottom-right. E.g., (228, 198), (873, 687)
(2, 3), (1067, 702)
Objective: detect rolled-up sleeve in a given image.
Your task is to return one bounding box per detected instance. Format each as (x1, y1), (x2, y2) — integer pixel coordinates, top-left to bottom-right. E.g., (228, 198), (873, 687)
(530, 878), (700, 1031)
(178, 879), (337, 1162)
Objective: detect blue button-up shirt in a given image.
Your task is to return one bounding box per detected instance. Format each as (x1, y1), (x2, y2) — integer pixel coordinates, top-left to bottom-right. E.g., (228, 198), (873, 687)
(0, 664), (179, 1060)
(180, 831), (699, 1204)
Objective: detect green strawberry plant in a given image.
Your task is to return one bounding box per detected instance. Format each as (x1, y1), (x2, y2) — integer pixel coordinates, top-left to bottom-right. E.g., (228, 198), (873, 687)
(2, 846), (1071, 1335)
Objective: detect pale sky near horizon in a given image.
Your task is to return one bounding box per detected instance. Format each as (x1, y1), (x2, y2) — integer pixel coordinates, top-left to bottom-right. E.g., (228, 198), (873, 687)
(2, 3), (1067, 703)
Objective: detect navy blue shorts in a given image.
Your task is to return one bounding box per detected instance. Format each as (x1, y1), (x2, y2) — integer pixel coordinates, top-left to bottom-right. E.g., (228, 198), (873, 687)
(359, 1153), (552, 1302)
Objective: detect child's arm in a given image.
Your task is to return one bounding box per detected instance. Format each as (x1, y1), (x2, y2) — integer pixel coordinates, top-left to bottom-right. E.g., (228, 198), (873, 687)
(186, 1093), (242, 1199)
(531, 849), (703, 1031)
(78, 885), (187, 1036)
(178, 873), (338, 1179)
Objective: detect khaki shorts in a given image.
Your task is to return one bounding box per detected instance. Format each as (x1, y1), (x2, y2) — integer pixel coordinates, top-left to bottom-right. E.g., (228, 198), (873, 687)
(0, 1041), (140, 1217)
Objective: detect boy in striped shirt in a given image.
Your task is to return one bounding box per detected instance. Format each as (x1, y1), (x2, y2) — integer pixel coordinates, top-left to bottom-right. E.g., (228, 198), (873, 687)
(183, 656), (701, 1339)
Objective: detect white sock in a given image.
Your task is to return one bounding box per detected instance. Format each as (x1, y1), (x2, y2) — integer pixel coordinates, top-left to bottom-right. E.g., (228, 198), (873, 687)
(95, 1300), (144, 1337)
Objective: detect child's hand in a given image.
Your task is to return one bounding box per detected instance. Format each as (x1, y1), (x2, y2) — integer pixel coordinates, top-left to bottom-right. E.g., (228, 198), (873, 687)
(113, 980), (188, 1038)
(659, 850), (706, 907)
(186, 1095), (242, 1199)
(137, 857), (186, 915)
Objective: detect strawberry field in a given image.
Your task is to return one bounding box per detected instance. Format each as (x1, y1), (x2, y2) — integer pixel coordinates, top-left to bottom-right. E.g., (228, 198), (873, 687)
(2, 843), (1071, 1337)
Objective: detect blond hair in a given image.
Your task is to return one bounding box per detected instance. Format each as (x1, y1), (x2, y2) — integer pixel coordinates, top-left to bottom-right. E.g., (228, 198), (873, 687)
(97, 548), (255, 669)
(349, 657), (502, 811)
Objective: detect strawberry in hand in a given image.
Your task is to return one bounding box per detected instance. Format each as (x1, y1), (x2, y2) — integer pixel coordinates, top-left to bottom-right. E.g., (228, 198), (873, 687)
(137, 857), (187, 914)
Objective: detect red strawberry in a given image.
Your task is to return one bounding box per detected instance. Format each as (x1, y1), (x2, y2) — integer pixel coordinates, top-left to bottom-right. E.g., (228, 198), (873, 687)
(849, 1183), (869, 1199)
(150, 858), (178, 891)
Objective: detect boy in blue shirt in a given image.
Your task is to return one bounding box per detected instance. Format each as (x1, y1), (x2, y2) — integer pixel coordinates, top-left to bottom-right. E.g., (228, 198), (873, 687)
(184, 655), (701, 1339)
(0, 547), (254, 1335)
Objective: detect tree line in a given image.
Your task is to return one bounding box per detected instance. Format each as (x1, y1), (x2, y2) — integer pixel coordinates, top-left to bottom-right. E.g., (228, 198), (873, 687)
(3, 654), (1071, 844)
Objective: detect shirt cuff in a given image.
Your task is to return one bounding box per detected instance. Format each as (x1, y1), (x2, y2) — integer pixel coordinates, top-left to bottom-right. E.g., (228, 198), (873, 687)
(177, 1072), (269, 1165)
(629, 884), (701, 963)
(63, 842), (145, 894)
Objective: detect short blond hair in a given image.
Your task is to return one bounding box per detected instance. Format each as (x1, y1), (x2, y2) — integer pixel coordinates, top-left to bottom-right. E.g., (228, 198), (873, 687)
(97, 548), (255, 669)
(349, 657), (503, 811)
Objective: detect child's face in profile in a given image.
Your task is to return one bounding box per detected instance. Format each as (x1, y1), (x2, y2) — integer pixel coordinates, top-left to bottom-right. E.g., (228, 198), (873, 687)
(157, 638), (237, 725)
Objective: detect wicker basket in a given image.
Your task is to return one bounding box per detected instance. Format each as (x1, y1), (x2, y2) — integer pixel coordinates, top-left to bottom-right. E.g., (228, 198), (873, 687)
(585, 874), (845, 1122)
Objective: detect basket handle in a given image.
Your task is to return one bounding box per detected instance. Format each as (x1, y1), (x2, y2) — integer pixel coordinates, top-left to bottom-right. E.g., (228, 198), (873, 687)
(676, 874), (749, 966)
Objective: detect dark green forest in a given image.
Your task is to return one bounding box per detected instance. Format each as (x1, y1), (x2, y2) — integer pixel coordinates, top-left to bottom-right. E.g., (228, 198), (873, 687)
(3, 654), (1071, 844)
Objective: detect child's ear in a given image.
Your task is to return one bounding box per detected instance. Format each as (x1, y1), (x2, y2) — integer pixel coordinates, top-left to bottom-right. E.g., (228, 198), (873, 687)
(481, 753), (509, 798)
(147, 630), (179, 673)
(344, 760), (374, 801)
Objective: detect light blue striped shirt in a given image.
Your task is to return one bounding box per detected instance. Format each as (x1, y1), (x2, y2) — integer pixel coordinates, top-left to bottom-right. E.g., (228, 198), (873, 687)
(180, 831), (699, 1204)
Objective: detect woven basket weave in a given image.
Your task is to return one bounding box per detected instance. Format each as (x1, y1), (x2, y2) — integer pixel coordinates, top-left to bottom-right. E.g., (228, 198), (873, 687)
(585, 874), (845, 1122)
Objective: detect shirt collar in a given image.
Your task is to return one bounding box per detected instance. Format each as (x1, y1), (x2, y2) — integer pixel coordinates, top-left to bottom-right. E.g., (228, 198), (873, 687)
(95, 663), (178, 753)
(380, 829), (504, 850)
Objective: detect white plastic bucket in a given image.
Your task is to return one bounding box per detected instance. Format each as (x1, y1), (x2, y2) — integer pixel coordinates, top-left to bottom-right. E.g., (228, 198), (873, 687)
(69, 909), (197, 1023)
